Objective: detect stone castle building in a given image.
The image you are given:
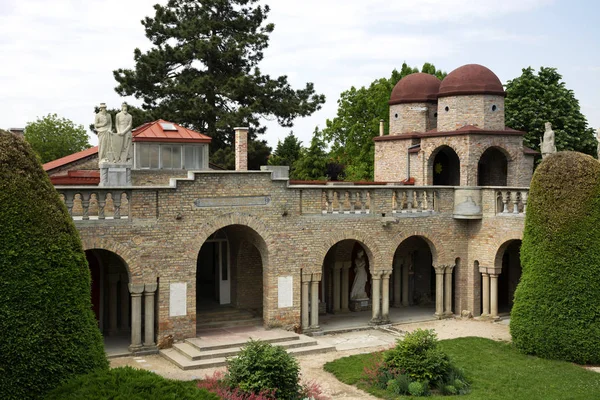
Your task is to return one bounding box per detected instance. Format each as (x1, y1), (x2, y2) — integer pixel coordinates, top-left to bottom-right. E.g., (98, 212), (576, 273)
(45, 64), (534, 354)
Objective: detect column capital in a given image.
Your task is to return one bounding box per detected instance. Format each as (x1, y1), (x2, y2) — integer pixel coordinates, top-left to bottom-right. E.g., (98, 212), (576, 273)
(144, 283), (158, 293)
(445, 265), (455, 274)
(371, 270), (383, 279)
(333, 262), (343, 271)
(311, 272), (322, 282)
(478, 266), (488, 275)
(302, 272), (312, 282)
(128, 283), (145, 295)
(382, 270), (393, 278)
(434, 265), (447, 274)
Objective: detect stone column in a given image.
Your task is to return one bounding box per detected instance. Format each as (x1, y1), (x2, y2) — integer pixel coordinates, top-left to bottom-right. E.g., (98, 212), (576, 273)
(128, 283), (145, 352)
(301, 272), (311, 331)
(381, 271), (392, 323)
(310, 273), (321, 330)
(434, 266), (445, 318)
(370, 271), (382, 324)
(402, 257), (409, 306)
(120, 273), (129, 331)
(341, 262), (350, 312)
(480, 269), (490, 317)
(444, 265), (454, 316)
(108, 273), (120, 336)
(490, 273), (499, 319)
(332, 263), (342, 313)
(144, 283), (158, 348)
(393, 259), (401, 307)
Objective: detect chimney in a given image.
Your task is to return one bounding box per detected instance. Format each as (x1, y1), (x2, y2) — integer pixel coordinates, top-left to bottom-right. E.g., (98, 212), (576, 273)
(379, 119), (385, 136)
(234, 127), (248, 171)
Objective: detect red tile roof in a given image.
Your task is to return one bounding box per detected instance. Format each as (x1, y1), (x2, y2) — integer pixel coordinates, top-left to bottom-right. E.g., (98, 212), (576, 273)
(43, 146), (98, 172)
(49, 170), (100, 185)
(133, 120), (211, 143)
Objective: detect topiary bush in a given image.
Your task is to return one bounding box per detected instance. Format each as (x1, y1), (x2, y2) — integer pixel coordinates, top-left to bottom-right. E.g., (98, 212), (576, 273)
(384, 329), (451, 383)
(511, 151), (600, 364)
(0, 130), (108, 399)
(46, 366), (219, 399)
(226, 339), (301, 400)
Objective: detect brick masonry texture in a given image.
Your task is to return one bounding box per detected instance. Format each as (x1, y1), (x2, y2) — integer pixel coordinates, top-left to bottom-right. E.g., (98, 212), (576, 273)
(437, 95), (505, 132)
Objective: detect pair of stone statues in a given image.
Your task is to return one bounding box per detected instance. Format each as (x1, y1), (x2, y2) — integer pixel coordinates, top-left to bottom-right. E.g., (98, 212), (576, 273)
(94, 103), (133, 164)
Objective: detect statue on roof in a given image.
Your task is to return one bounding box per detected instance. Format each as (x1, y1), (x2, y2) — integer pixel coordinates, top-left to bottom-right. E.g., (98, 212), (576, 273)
(94, 103), (113, 163)
(115, 103), (133, 164)
(540, 122), (556, 159)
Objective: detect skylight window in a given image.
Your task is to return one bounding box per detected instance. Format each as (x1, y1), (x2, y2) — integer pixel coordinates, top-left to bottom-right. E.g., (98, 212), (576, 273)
(159, 122), (177, 131)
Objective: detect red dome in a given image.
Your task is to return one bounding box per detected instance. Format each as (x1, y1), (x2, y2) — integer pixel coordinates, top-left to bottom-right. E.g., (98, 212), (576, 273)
(438, 64), (505, 97)
(389, 73), (441, 105)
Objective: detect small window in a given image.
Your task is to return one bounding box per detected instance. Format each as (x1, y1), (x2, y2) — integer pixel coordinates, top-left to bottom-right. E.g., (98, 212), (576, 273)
(394, 113), (399, 119)
(434, 112), (438, 118)
(159, 122), (177, 131)
(491, 105), (497, 112)
(444, 106), (449, 112)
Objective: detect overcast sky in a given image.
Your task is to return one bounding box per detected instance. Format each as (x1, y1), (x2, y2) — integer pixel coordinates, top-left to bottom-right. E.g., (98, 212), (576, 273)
(1, 0), (599, 149)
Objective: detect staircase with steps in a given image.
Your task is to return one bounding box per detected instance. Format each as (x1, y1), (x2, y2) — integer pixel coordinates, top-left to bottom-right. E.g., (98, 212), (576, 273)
(160, 329), (336, 370)
(196, 307), (262, 330)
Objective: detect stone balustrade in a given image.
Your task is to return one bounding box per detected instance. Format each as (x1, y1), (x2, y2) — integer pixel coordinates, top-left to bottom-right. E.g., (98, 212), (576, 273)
(391, 188), (437, 214)
(321, 188), (371, 214)
(494, 188), (528, 215)
(56, 188), (131, 220)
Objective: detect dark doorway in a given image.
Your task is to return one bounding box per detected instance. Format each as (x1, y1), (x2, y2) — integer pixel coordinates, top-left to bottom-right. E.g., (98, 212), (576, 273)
(432, 146), (460, 185)
(478, 147), (508, 186)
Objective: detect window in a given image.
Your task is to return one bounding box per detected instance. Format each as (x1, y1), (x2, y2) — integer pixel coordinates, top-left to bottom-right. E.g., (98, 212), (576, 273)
(137, 144), (159, 168)
(184, 146), (203, 169)
(161, 145), (182, 169)
(135, 143), (207, 170)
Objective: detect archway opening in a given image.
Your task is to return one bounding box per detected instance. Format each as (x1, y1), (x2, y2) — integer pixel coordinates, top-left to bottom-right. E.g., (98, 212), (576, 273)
(478, 147), (508, 186)
(498, 240), (522, 313)
(432, 146), (460, 185)
(85, 249), (130, 338)
(196, 225), (265, 328)
(392, 236), (436, 313)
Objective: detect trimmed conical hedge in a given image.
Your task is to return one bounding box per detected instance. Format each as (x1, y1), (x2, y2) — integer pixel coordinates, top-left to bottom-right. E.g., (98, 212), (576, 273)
(510, 151), (600, 364)
(0, 130), (108, 399)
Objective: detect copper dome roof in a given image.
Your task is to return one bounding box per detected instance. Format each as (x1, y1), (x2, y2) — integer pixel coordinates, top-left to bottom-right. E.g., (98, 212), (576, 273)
(438, 64), (505, 97)
(389, 73), (441, 105)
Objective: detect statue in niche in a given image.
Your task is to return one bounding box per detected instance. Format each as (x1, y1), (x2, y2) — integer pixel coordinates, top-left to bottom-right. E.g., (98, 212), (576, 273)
(596, 128), (600, 160)
(115, 103), (133, 164)
(94, 103), (113, 163)
(350, 250), (368, 299)
(540, 122), (556, 159)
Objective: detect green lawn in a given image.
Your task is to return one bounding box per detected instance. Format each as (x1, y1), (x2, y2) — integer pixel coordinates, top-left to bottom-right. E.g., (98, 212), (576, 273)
(324, 337), (600, 399)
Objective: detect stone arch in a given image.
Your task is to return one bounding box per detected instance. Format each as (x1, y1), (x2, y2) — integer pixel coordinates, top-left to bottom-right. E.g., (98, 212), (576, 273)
(186, 212), (274, 267)
(471, 143), (516, 165)
(489, 232), (524, 269)
(428, 145), (461, 186)
(313, 230), (382, 274)
(81, 237), (137, 282)
(385, 230), (443, 268)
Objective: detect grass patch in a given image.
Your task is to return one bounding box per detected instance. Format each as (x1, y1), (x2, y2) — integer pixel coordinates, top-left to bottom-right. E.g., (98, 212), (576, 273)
(324, 337), (600, 399)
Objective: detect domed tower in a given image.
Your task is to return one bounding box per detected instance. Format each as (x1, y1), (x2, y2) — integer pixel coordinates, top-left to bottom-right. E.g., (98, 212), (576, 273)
(389, 73), (441, 135)
(437, 64), (505, 131)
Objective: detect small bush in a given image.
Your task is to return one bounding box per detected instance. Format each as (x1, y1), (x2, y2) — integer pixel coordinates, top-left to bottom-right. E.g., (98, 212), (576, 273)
(226, 340), (301, 400)
(46, 367), (219, 399)
(396, 373), (412, 395)
(384, 329), (451, 382)
(408, 381), (428, 396)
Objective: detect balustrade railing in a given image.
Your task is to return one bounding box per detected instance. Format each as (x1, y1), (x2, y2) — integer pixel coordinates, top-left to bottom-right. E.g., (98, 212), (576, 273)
(322, 189), (371, 214)
(392, 188), (437, 214)
(495, 188), (528, 215)
(57, 189), (131, 220)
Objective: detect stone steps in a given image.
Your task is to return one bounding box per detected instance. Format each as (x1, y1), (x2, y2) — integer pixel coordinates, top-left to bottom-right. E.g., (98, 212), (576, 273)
(159, 330), (335, 370)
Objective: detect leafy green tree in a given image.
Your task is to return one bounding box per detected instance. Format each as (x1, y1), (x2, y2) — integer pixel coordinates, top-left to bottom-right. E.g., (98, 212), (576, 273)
(113, 0), (325, 162)
(24, 114), (90, 163)
(291, 129), (328, 180)
(505, 67), (596, 156)
(0, 130), (108, 399)
(268, 132), (302, 175)
(511, 152), (600, 364)
(322, 62), (446, 181)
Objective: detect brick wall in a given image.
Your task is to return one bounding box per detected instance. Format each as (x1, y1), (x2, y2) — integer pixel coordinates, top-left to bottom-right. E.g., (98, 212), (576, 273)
(437, 95), (505, 132)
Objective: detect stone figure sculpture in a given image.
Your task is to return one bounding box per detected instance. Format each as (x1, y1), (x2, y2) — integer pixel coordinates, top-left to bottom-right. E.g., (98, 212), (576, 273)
(115, 103), (133, 163)
(94, 103), (113, 163)
(540, 122), (556, 159)
(350, 250), (368, 299)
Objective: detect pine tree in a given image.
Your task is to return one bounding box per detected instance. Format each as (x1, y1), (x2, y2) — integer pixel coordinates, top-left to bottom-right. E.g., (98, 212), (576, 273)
(268, 132), (302, 175)
(114, 0), (325, 160)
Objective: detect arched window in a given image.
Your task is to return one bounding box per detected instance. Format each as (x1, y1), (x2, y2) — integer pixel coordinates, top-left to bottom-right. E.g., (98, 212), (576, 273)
(478, 147), (508, 186)
(432, 146), (460, 185)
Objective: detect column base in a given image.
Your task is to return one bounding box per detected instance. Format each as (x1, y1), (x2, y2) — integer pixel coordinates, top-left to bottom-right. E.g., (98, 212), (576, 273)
(434, 312), (444, 320)
(369, 318), (384, 326)
(128, 344), (143, 353)
(443, 311), (455, 318)
(143, 344), (158, 352)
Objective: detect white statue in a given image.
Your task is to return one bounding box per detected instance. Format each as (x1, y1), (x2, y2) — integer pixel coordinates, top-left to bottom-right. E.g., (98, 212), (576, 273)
(596, 128), (600, 160)
(94, 103), (113, 163)
(540, 122), (556, 159)
(115, 103), (133, 163)
(350, 250), (368, 300)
